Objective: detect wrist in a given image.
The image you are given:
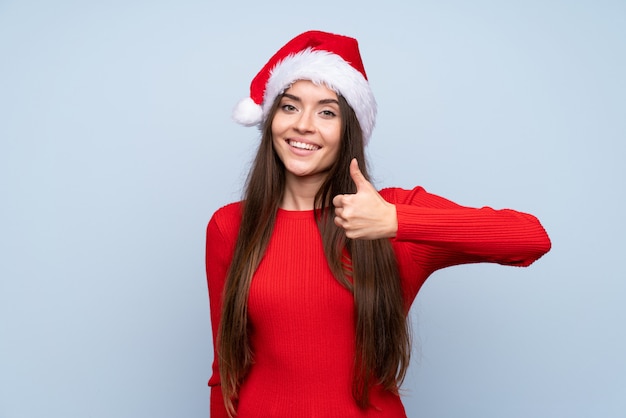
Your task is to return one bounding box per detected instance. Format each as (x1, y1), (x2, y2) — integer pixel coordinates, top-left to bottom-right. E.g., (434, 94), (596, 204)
(387, 203), (398, 238)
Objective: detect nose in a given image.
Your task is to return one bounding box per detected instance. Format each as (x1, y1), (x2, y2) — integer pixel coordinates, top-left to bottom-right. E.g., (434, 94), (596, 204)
(294, 109), (315, 133)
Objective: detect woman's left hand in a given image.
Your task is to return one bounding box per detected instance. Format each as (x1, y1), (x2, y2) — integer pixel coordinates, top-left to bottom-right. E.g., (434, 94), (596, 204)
(332, 159), (398, 240)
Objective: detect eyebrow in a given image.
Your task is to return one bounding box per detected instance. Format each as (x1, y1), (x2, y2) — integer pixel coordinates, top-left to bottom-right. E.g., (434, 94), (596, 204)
(282, 93), (339, 105)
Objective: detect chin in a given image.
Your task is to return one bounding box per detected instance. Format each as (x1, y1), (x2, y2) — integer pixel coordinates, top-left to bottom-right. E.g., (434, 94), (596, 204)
(284, 164), (321, 178)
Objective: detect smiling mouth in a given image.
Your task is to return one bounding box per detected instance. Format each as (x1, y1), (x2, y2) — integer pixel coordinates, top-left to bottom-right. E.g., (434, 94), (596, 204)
(288, 139), (320, 151)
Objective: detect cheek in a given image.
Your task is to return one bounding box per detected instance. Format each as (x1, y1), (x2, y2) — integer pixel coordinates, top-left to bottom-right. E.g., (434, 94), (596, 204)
(271, 123), (285, 147)
(271, 135), (284, 159)
(271, 111), (291, 131)
(270, 121), (279, 138)
(270, 115), (284, 136)
(325, 125), (342, 150)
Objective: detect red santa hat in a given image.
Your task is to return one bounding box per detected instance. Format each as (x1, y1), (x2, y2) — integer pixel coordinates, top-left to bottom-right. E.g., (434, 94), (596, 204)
(232, 30), (377, 144)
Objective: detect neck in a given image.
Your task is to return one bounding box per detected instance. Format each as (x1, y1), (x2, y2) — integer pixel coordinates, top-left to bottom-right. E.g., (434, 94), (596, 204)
(280, 172), (326, 211)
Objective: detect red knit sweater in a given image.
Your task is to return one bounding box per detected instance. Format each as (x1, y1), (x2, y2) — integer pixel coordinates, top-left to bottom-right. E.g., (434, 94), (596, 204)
(205, 186), (551, 418)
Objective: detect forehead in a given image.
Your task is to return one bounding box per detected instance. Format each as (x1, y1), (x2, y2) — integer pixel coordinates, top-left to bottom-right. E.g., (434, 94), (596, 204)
(283, 80), (339, 100)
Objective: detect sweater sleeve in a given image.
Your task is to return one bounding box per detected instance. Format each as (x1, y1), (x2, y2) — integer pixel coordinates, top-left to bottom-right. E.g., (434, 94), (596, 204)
(206, 212), (233, 418)
(381, 186), (551, 275)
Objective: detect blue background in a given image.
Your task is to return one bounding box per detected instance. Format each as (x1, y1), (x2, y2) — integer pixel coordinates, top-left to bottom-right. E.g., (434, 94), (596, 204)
(1, 0), (625, 417)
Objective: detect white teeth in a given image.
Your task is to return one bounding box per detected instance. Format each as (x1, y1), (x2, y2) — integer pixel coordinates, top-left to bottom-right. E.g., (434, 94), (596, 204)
(289, 140), (319, 151)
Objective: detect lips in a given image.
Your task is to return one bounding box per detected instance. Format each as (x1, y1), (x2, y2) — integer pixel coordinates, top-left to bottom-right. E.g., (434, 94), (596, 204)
(287, 139), (320, 151)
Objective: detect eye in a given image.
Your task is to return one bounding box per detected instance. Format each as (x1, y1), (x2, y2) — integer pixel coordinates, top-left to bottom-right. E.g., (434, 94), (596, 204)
(320, 110), (337, 118)
(281, 104), (297, 112)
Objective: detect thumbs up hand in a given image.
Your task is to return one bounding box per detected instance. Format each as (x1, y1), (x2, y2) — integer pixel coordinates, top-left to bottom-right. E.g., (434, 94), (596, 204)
(332, 158), (398, 240)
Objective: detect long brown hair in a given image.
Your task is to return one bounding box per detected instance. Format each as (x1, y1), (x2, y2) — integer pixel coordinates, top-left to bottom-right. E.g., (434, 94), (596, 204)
(218, 92), (411, 416)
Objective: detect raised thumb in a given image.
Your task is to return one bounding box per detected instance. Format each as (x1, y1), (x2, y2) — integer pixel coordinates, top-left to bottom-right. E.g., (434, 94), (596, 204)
(349, 158), (368, 192)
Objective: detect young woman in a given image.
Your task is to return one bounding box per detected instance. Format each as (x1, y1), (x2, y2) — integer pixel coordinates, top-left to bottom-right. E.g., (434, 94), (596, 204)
(206, 30), (551, 418)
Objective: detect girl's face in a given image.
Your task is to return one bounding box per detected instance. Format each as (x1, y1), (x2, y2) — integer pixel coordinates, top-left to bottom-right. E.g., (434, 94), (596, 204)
(271, 80), (342, 182)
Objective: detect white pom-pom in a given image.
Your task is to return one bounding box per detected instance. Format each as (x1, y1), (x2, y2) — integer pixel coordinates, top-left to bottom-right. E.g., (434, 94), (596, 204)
(232, 97), (263, 127)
